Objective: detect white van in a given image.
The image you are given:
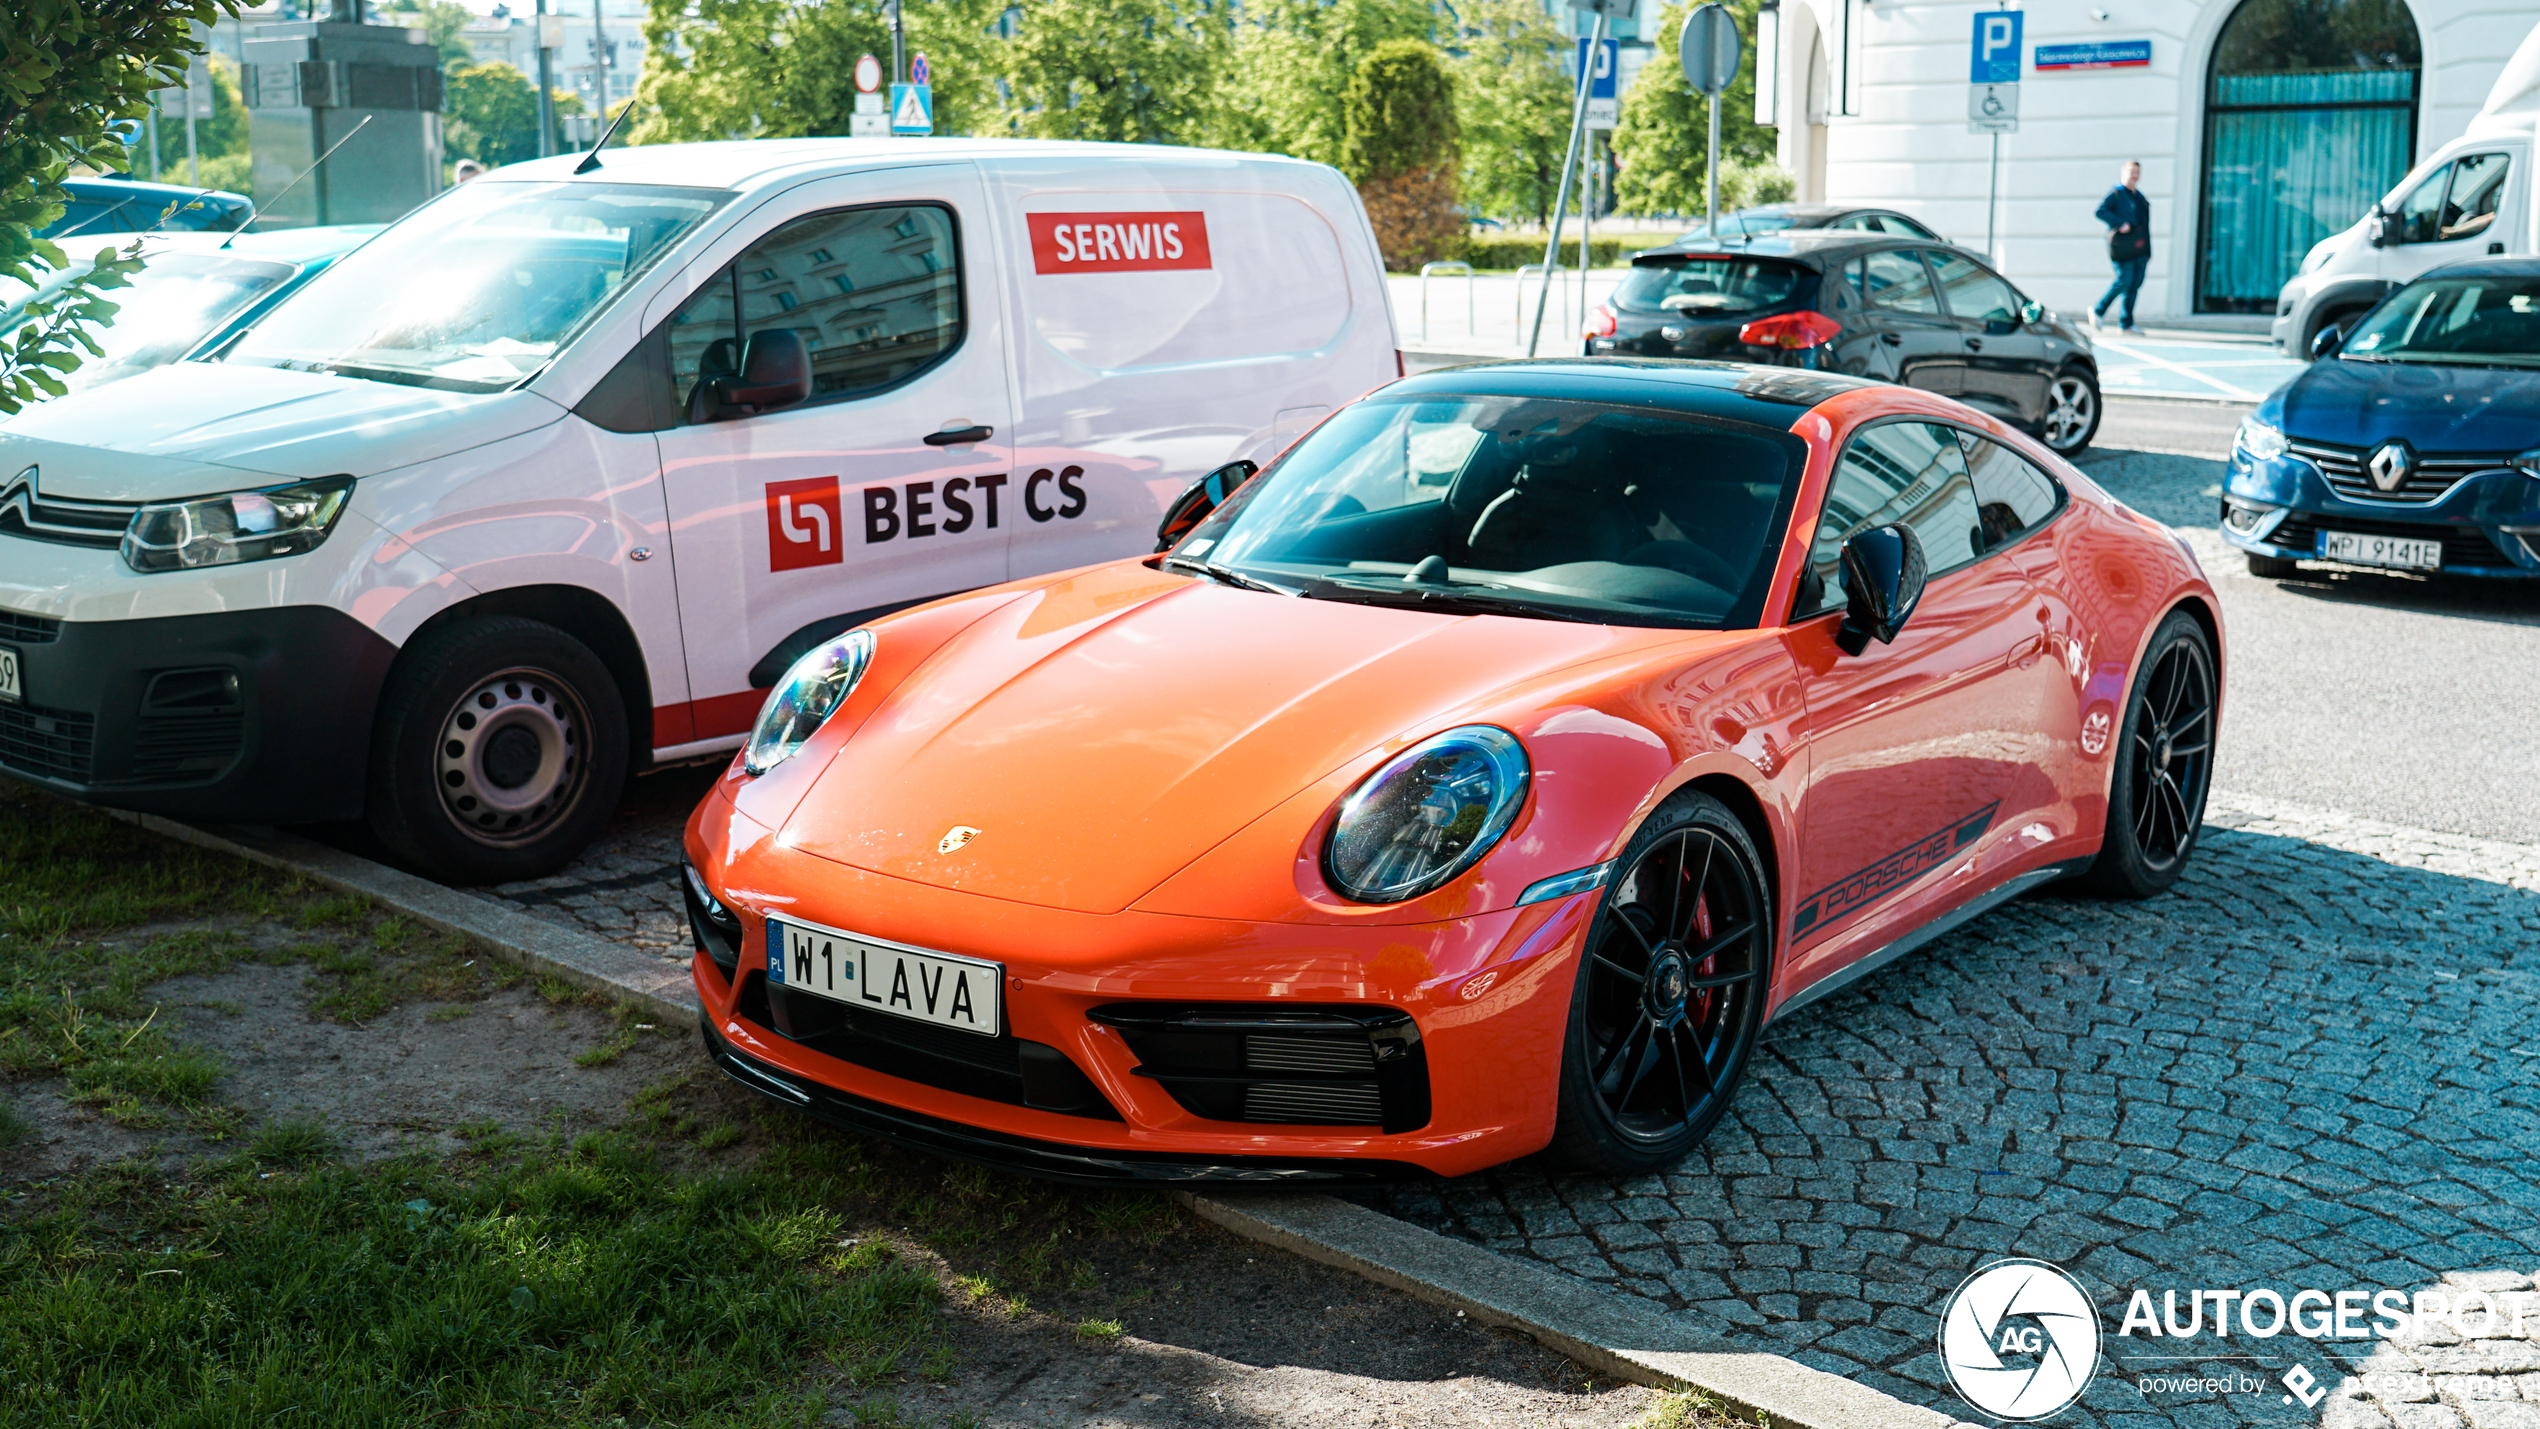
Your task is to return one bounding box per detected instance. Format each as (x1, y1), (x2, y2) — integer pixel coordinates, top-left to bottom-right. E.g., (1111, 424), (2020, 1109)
(0, 139), (1398, 881)
(2271, 25), (2540, 355)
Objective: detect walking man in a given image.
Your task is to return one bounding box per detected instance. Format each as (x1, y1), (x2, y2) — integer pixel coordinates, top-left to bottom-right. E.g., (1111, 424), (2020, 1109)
(2094, 160), (2151, 332)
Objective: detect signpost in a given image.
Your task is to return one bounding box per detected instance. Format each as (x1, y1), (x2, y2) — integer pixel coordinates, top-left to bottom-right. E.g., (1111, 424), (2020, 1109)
(1681, 3), (1743, 243)
(851, 53), (887, 137)
(1576, 36), (1620, 131)
(1526, 0), (1637, 356)
(1966, 9), (2021, 263)
(890, 81), (933, 136)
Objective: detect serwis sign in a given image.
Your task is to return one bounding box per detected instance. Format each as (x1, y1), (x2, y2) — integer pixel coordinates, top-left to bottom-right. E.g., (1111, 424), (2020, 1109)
(1025, 211), (1214, 274)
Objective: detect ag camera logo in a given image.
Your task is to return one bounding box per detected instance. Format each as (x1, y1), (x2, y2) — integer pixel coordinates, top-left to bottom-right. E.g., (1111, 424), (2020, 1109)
(1939, 1259), (2101, 1421)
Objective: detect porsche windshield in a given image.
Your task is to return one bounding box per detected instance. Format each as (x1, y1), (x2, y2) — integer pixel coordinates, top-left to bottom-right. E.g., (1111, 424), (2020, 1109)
(1184, 394), (1803, 629)
(225, 181), (730, 392)
(2341, 274), (2540, 368)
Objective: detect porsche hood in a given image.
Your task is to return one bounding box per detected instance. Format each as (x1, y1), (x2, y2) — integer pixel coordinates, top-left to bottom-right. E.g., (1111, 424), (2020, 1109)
(777, 567), (1648, 915)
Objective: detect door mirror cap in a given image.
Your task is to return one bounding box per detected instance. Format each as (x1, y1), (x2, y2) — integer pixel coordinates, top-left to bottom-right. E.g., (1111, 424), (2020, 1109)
(2310, 323), (2345, 360)
(710, 328), (812, 416)
(1154, 459), (1258, 553)
(1835, 523), (1928, 656)
(2018, 300), (2045, 325)
(2366, 208), (2395, 248)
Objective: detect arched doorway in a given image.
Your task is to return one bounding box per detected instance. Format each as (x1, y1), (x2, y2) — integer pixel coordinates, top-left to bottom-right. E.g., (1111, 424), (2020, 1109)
(2197, 0), (2421, 313)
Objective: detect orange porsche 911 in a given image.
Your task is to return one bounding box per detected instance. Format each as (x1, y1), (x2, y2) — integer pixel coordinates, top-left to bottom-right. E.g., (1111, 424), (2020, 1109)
(681, 359), (2222, 1183)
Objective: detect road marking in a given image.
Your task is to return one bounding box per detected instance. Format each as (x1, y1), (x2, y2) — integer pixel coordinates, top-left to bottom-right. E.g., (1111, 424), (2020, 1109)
(2092, 335), (2282, 402)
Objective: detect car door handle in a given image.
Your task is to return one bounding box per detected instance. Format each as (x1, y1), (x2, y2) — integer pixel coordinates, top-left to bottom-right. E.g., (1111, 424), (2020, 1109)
(1880, 332), (1903, 345)
(923, 424), (994, 446)
(1966, 338), (1984, 352)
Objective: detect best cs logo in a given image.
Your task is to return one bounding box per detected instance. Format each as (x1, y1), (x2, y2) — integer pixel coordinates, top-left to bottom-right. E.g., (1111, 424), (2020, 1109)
(1939, 1259), (2101, 1421)
(765, 476), (842, 572)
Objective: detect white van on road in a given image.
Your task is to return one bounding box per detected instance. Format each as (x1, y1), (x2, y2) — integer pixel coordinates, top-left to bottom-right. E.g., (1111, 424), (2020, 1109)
(0, 139), (1398, 881)
(2272, 26), (2540, 356)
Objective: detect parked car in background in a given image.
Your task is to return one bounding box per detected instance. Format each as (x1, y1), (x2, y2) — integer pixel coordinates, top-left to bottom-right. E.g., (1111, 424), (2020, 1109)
(37, 178), (252, 241)
(2225, 258), (2540, 580)
(0, 227), (378, 400)
(684, 358), (2219, 1182)
(1586, 231), (2103, 455)
(1678, 204), (1944, 244)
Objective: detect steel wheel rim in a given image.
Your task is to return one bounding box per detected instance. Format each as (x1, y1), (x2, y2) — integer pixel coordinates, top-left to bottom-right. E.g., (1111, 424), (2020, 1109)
(434, 666), (587, 847)
(1580, 827), (1766, 1145)
(2125, 638), (2214, 870)
(2044, 377), (2095, 449)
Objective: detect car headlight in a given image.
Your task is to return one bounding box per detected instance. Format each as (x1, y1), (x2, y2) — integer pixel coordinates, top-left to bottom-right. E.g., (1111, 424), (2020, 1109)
(2234, 416), (2288, 462)
(744, 629), (875, 776)
(119, 475), (354, 574)
(1323, 725), (1529, 904)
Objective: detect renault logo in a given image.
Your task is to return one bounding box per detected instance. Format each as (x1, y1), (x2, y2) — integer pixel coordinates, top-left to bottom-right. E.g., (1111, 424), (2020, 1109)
(2366, 440), (2415, 493)
(937, 825), (980, 854)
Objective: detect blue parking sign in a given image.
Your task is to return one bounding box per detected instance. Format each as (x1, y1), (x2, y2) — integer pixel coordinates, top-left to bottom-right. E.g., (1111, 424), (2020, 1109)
(1969, 10), (2022, 84)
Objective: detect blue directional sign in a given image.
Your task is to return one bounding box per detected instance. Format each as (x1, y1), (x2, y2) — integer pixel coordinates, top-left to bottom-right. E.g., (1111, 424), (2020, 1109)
(1969, 10), (2023, 84)
(1575, 36), (1620, 99)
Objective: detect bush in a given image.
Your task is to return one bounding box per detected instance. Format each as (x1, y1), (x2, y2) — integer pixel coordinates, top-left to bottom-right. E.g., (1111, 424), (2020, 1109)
(1451, 236), (1639, 270)
(1343, 40), (1462, 270)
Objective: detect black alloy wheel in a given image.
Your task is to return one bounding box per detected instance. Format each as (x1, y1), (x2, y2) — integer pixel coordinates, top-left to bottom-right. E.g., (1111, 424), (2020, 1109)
(1549, 789), (1771, 1173)
(2080, 610), (2216, 897)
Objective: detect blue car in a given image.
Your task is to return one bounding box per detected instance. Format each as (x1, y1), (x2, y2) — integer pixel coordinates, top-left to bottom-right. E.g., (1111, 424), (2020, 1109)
(2222, 258), (2540, 580)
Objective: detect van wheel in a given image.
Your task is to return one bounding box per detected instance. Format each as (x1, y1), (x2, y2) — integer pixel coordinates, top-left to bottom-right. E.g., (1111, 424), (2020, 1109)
(2038, 367), (2101, 456)
(367, 616), (627, 886)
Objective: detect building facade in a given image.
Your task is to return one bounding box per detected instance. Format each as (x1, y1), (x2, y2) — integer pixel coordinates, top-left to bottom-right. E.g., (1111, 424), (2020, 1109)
(1761, 0), (2535, 325)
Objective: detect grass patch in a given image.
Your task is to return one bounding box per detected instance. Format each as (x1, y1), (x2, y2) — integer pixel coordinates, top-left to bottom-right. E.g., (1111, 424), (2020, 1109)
(0, 1098), (29, 1150)
(572, 1027), (639, 1068)
(0, 1132), (943, 1428)
(304, 926), (484, 1024)
(248, 1115), (340, 1167)
(1631, 1388), (1767, 1428)
(1073, 1317), (1123, 1342)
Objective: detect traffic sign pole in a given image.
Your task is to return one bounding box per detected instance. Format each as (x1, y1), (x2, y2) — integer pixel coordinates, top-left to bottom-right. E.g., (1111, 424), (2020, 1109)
(1528, 5), (1607, 358)
(1967, 8), (2023, 264)
(1679, 4), (1744, 240)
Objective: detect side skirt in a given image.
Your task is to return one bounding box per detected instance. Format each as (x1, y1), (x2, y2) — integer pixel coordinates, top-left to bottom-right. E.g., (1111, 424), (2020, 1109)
(1767, 858), (2093, 1025)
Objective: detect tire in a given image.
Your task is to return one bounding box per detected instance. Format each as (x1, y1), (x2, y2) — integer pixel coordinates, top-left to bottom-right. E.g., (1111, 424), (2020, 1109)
(1547, 788), (1772, 1174)
(2078, 610), (2217, 899)
(366, 616), (628, 885)
(2245, 552), (2300, 580)
(2038, 366), (2102, 457)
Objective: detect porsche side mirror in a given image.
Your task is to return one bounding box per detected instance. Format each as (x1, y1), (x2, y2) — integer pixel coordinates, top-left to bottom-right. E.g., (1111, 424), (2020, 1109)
(2310, 323), (2345, 360)
(1154, 459), (1257, 552)
(1835, 523), (1928, 656)
(713, 327), (811, 415)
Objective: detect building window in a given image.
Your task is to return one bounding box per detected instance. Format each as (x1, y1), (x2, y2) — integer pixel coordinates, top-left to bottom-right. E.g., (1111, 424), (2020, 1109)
(2197, 0), (2420, 314)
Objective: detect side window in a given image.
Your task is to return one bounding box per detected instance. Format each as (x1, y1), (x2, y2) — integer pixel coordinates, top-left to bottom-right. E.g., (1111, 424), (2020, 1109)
(664, 269), (739, 421)
(1801, 421), (1983, 616)
(2392, 162), (2456, 245)
(2442, 152), (2511, 242)
(1830, 213), (1876, 231)
(1929, 250), (2022, 328)
(738, 203), (961, 401)
(1859, 249), (1940, 314)
(1892, 215), (1941, 240)
(1958, 431), (2065, 552)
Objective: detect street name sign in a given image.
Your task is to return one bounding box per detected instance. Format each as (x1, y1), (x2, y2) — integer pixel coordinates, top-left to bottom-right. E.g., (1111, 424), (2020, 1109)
(2035, 39), (2152, 71)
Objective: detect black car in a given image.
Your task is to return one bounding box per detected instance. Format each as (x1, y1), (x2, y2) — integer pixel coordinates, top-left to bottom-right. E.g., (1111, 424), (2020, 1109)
(36, 178), (251, 242)
(1677, 203), (1943, 244)
(1585, 232), (2104, 456)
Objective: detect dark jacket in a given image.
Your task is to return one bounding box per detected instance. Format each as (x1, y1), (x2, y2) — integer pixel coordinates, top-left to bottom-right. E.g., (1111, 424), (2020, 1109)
(2097, 185), (2151, 261)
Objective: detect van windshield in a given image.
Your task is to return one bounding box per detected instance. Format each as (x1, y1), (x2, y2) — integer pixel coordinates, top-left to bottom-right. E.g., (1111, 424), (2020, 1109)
(0, 250), (293, 395)
(225, 181), (730, 392)
(2341, 273), (2540, 369)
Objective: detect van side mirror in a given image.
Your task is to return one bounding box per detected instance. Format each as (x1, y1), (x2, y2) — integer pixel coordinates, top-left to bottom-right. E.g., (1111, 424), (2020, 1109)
(1835, 523), (1927, 656)
(2366, 208), (2395, 248)
(1154, 460), (1258, 552)
(2018, 300), (2044, 325)
(2310, 323), (2344, 360)
(713, 328), (811, 416)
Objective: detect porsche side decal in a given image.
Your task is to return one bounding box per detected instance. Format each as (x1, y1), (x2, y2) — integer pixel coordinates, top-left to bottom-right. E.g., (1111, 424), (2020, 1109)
(1792, 801), (2000, 937)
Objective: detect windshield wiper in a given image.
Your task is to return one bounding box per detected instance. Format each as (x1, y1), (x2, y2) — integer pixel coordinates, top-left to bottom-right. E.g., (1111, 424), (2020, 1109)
(1298, 576), (1617, 625)
(1159, 555), (1294, 596)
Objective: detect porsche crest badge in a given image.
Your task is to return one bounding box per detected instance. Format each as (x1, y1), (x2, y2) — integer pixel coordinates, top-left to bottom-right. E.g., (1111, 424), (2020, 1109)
(938, 826), (981, 854)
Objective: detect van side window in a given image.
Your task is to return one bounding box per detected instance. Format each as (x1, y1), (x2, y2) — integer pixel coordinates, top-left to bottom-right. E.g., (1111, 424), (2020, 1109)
(1956, 431), (2065, 552)
(665, 270), (739, 421)
(1799, 420), (1981, 616)
(739, 204), (963, 401)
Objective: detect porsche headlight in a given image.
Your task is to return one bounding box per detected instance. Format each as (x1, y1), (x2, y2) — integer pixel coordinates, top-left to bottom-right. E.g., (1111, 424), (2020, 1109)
(744, 629), (875, 776)
(120, 475), (354, 574)
(2234, 415), (2288, 462)
(1323, 725), (1530, 904)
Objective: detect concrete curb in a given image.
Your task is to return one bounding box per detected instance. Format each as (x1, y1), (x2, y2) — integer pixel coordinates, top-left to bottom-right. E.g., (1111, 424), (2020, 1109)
(100, 810), (700, 1024)
(1177, 1190), (1968, 1428)
(94, 806), (1961, 1429)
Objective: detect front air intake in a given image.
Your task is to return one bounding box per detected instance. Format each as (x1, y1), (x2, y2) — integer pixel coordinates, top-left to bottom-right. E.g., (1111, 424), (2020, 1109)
(1087, 1003), (1430, 1133)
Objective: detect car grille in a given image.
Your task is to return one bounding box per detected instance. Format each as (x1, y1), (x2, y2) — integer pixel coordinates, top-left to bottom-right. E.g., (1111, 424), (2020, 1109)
(0, 470), (137, 549)
(2288, 440), (2520, 505)
(0, 701), (96, 782)
(0, 609), (60, 643)
(130, 713), (245, 781)
(735, 970), (1119, 1120)
(1090, 1003), (1431, 1133)
(2272, 513), (2524, 568)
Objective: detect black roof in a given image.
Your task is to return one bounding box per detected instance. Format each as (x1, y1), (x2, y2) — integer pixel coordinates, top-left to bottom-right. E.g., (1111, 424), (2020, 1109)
(1629, 229), (1945, 272)
(1389, 357), (1879, 418)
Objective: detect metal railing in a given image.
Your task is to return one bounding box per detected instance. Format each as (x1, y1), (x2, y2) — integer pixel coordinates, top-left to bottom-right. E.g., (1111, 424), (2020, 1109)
(1515, 263), (1571, 342)
(1418, 260), (1474, 342)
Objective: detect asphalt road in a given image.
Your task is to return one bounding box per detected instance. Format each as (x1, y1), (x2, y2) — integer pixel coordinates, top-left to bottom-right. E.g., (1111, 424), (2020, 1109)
(2075, 399), (2540, 846)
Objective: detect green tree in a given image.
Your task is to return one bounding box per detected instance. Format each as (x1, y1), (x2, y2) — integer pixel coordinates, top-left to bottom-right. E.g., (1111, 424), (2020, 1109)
(1609, 0), (1789, 218)
(1341, 39), (1459, 268)
(145, 51), (248, 184)
(1447, 0), (1568, 225)
(378, 0), (479, 67)
(1208, 0), (1433, 166)
(444, 61), (541, 169)
(998, 0), (1231, 144)
(634, 0), (1003, 144)
(3, 0), (241, 414)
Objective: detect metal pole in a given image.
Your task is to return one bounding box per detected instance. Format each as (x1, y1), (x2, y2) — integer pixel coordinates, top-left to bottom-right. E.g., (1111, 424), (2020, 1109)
(1530, 7), (1606, 358)
(1580, 133), (1592, 343)
(1987, 132), (2000, 262)
(185, 95), (199, 187)
(536, 0), (557, 157)
(890, 0), (905, 83)
(145, 104), (160, 181)
(591, 0), (608, 120)
(1706, 91), (1721, 240)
